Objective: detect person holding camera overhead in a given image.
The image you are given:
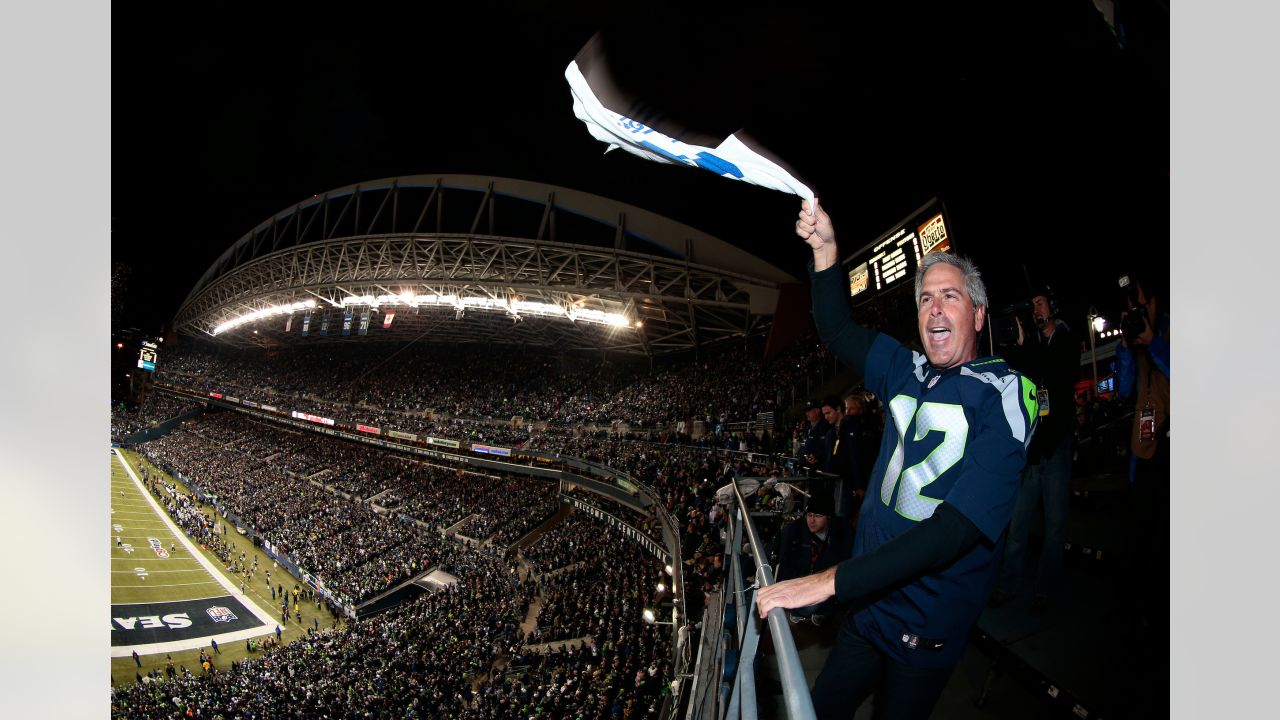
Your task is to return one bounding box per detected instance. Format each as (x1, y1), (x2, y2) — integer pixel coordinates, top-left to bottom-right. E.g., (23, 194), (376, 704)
(990, 286), (1079, 613)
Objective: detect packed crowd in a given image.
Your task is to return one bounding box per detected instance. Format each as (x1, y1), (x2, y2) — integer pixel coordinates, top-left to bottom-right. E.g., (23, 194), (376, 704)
(376, 464), (487, 531)
(154, 338), (829, 431)
(532, 541), (663, 645)
(521, 512), (615, 577)
(111, 391), (200, 439)
(139, 412), (557, 603)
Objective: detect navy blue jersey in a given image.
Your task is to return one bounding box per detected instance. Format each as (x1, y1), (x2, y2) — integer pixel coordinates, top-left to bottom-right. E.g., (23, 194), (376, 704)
(853, 333), (1037, 667)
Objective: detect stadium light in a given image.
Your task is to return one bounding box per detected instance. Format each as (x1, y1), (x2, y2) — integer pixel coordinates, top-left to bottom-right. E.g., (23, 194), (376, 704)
(641, 607), (673, 626)
(334, 292), (633, 328)
(213, 299), (317, 335)
(664, 564), (674, 576)
(656, 582), (666, 593)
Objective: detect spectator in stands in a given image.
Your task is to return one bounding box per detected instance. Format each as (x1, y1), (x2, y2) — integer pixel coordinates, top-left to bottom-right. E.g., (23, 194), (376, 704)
(843, 392), (878, 512)
(774, 492), (853, 625)
(799, 399), (830, 472)
(820, 394), (861, 518)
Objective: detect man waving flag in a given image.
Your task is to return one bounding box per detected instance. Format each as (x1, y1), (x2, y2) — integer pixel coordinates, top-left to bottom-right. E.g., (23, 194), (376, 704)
(565, 33), (814, 205)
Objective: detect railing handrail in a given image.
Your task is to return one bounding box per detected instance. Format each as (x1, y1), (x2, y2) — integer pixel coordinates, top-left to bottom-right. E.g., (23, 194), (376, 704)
(728, 477), (817, 720)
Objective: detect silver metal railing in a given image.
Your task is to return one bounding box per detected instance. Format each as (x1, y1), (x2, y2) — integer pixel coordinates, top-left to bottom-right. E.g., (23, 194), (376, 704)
(713, 477), (817, 720)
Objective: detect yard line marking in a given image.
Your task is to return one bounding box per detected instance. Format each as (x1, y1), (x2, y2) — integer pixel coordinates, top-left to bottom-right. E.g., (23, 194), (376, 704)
(111, 568), (211, 573)
(116, 581), (225, 588)
(111, 593), (250, 607)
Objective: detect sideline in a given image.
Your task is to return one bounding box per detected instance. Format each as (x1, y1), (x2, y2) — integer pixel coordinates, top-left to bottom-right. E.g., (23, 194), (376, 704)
(111, 448), (276, 656)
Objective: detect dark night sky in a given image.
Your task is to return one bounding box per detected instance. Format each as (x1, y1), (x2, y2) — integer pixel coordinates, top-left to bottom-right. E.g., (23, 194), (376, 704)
(111, 2), (1168, 339)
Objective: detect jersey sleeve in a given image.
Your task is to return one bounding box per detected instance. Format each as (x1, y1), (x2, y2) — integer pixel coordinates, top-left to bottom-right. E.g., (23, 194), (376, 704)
(863, 333), (919, 405)
(943, 373), (1035, 542)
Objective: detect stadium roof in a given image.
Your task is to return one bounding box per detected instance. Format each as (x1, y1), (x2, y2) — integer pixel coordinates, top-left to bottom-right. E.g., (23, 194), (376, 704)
(173, 175), (797, 356)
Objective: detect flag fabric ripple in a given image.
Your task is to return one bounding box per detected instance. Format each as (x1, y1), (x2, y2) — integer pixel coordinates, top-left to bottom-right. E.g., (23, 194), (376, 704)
(565, 34), (814, 205)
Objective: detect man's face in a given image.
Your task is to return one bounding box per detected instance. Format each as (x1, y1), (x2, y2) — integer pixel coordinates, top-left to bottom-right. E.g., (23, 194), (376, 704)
(805, 407), (822, 424)
(844, 398), (862, 417)
(806, 512), (829, 534)
(822, 405), (842, 426)
(917, 263), (984, 369)
(1031, 295), (1052, 328)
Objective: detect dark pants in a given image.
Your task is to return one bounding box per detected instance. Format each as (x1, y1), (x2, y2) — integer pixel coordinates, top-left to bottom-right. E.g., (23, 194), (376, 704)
(1107, 436), (1170, 716)
(810, 620), (955, 720)
(999, 432), (1073, 598)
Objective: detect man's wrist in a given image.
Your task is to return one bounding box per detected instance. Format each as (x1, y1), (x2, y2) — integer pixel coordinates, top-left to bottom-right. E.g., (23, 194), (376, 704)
(813, 243), (839, 272)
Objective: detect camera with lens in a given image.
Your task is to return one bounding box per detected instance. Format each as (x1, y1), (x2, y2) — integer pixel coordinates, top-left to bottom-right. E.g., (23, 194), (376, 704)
(1117, 273), (1150, 340)
(993, 300), (1035, 346)
(1121, 304), (1149, 339)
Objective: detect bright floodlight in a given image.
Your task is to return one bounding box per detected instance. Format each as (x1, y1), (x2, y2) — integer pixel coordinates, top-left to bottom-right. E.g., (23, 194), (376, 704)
(642, 608), (657, 624)
(656, 582), (666, 593)
(331, 293), (631, 328)
(213, 299), (317, 335)
(664, 564), (674, 576)
(1092, 315), (1107, 334)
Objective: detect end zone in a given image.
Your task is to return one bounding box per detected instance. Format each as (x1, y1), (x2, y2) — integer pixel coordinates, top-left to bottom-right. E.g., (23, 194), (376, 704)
(112, 449), (275, 656)
(112, 595), (265, 651)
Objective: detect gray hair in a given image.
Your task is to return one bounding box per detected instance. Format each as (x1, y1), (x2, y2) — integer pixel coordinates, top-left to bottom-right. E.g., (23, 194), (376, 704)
(914, 252), (988, 310)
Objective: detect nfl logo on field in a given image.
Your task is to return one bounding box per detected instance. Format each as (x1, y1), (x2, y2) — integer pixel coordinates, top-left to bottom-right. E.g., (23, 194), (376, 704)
(206, 606), (238, 623)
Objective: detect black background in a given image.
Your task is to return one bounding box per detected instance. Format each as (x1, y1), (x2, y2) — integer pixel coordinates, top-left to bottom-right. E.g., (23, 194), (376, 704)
(111, 2), (1167, 339)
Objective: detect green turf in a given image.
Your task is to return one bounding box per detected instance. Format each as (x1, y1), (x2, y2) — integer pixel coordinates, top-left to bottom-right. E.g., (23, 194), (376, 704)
(110, 449), (345, 687)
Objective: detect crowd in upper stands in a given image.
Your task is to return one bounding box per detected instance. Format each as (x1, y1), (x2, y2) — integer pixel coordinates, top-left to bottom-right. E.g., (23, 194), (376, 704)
(111, 391), (201, 439)
(154, 339), (829, 431)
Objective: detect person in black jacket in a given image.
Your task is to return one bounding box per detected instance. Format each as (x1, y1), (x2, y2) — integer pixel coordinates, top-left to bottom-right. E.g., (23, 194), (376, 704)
(775, 492), (853, 625)
(990, 286), (1079, 611)
(800, 399), (831, 470)
(820, 395), (862, 519)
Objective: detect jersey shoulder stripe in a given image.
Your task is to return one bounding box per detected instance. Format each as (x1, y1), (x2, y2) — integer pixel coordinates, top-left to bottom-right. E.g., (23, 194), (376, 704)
(958, 365), (1036, 445)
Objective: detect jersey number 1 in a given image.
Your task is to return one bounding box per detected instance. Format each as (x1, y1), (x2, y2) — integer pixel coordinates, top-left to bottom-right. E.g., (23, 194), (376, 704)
(880, 397), (968, 521)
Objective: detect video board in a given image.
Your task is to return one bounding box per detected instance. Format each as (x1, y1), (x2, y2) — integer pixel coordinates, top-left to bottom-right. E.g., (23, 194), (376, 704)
(137, 340), (158, 371)
(843, 198), (954, 302)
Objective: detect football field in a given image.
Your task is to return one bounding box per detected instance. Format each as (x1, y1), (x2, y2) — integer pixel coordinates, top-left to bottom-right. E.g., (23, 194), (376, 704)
(110, 449), (295, 681)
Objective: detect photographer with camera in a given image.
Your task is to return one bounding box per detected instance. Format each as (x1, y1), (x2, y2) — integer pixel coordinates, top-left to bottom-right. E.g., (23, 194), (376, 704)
(1113, 270), (1169, 706)
(990, 286), (1079, 613)
(1115, 272), (1169, 625)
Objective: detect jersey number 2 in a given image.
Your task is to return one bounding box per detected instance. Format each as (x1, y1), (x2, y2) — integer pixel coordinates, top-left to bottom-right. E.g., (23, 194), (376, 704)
(879, 397), (968, 521)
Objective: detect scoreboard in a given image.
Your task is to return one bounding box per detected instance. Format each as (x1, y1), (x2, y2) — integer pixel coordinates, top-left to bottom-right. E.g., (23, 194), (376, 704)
(843, 198), (954, 302)
(137, 340), (158, 371)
